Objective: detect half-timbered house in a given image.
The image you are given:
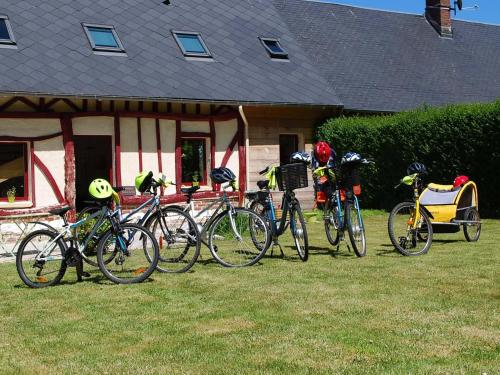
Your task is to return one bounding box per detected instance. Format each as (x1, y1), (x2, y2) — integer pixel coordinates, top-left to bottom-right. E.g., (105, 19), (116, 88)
(0, 0), (498, 223)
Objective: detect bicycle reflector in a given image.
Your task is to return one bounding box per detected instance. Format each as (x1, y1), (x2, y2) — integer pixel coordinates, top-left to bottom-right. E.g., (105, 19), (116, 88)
(340, 189), (346, 201)
(353, 185), (362, 196)
(133, 267), (148, 275)
(316, 191), (326, 203)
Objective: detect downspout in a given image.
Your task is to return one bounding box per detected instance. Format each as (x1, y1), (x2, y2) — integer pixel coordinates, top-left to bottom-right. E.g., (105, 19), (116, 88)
(238, 105), (250, 190)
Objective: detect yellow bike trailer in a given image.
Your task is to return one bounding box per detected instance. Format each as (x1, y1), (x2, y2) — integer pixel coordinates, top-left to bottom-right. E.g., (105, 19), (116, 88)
(418, 181), (481, 241)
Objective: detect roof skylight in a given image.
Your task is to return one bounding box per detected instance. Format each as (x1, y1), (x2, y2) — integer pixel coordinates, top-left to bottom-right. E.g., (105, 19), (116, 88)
(83, 23), (125, 54)
(172, 31), (212, 58)
(260, 37), (288, 59)
(0, 16), (16, 45)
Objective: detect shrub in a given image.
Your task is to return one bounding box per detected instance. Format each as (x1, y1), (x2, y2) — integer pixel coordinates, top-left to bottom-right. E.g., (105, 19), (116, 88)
(316, 101), (500, 217)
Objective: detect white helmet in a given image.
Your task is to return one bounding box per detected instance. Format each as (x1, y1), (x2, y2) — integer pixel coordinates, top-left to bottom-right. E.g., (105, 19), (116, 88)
(290, 151), (311, 165)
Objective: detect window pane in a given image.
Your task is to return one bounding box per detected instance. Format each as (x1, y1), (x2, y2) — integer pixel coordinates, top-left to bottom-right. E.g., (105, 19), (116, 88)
(181, 140), (206, 183)
(177, 34), (207, 54)
(89, 27), (119, 48)
(265, 40), (284, 54)
(0, 19), (10, 40)
(0, 144), (26, 198)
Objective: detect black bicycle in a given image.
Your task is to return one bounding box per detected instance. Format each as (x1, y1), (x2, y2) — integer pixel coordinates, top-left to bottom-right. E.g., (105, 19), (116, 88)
(246, 163), (309, 261)
(78, 172), (201, 273)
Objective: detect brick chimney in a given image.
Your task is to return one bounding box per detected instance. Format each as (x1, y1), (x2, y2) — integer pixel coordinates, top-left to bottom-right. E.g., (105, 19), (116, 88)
(425, 0), (453, 37)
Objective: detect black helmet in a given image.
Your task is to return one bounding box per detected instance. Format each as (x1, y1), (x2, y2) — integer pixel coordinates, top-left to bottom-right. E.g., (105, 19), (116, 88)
(210, 167), (236, 184)
(407, 162), (427, 175)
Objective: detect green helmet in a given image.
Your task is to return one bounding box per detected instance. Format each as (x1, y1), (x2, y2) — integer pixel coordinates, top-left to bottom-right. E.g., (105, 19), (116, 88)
(89, 178), (113, 200)
(135, 171), (153, 193)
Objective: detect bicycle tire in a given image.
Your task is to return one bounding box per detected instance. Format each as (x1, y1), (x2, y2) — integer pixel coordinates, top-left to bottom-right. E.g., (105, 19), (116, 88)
(290, 202), (308, 261)
(388, 202), (433, 256)
(208, 207), (269, 267)
(463, 207), (481, 242)
(324, 199), (341, 246)
(345, 202), (367, 257)
(16, 229), (67, 288)
(97, 223), (159, 284)
(248, 200), (272, 252)
(145, 207), (201, 273)
(77, 206), (106, 267)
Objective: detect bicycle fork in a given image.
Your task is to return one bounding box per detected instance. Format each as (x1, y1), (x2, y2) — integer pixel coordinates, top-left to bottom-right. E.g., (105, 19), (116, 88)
(228, 207), (243, 241)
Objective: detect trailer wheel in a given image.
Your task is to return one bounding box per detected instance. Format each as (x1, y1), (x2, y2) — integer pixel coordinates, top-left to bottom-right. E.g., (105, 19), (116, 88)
(463, 207), (481, 242)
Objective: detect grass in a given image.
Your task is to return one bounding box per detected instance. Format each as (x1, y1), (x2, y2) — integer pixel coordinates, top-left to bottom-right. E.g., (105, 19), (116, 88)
(0, 211), (498, 374)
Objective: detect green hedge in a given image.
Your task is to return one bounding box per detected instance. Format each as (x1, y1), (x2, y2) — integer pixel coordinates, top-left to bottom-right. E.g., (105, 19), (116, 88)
(316, 101), (500, 217)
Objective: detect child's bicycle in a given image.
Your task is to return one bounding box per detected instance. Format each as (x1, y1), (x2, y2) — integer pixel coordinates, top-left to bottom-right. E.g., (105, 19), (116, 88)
(246, 163), (309, 261)
(78, 171), (201, 273)
(16, 179), (160, 287)
(315, 152), (371, 257)
(388, 162), (433, 256)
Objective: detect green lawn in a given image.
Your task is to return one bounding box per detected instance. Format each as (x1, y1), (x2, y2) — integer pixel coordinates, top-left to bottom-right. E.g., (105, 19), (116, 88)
(1, 212), (498, 374)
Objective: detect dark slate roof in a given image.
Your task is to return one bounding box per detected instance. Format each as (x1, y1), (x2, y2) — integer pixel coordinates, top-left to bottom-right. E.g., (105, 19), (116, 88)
(274, 0), (500, 112)
(0, 0), (341, 106)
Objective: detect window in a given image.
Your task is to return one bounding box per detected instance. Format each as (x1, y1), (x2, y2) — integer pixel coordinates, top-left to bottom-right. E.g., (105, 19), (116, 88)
(260, 37), (288, 59)
(0, 143), (28, 201)
(83, 23), (125, 53)
(173, 31), (211, 58)
(0, 16), (16, 45)
(181, 139), (207, 185)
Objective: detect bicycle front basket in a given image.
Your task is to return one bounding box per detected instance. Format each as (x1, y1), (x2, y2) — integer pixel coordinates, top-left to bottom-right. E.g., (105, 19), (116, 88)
(276, 163), (308, 192)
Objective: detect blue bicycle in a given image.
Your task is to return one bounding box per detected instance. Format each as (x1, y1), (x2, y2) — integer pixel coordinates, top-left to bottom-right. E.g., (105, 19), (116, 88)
(314, 153), (371, 257)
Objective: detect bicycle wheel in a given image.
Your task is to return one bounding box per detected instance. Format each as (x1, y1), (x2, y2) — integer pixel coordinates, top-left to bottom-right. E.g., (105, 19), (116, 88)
(248, 200), (272, 251)
(388, 202), (433, 256)
(97, 223), (159, 284)
(324, 198), (341, 246)
(146, 207), (200, 273)
(290, 203), (308, 261)
(463, 207), (481, 242)
(345, 202), (367, 257)
(77, 206), (110, 267)
(209, 207), (269, 267)
(16, 229), (67, 288)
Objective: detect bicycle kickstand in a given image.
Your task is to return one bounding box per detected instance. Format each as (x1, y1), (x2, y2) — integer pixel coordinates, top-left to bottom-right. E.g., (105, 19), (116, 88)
(270, 239), (284, 258)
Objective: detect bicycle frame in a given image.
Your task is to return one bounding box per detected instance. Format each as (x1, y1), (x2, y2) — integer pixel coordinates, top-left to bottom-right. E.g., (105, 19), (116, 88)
(261, 190), (296, 238)
(180, 184), (241, 247)
(35, 205), (122, 262)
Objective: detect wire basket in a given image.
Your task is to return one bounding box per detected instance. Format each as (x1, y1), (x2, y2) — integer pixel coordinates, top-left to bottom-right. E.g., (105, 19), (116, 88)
(276, 163), (309, 192)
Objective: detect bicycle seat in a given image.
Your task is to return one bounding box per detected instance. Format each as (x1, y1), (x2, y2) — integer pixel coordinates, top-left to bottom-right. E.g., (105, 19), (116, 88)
(49, 206), (72, 217)
(257, 180), (269, 190)
(427, 183), (458, 193)
(181, 185), (200, 195)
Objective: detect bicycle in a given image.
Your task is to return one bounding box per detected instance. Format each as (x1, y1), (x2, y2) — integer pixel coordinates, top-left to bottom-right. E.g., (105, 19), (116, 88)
(388, 170), (433, 256)
(16, 192), (160, 287)
(315, 154), (369, 257)
(246, 163), (309, 261)
(78, 172), (201, 273)
(169, 167), (270, 267)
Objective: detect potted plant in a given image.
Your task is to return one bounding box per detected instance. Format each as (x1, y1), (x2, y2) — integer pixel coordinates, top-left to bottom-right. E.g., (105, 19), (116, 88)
(7, 186), (16, 203)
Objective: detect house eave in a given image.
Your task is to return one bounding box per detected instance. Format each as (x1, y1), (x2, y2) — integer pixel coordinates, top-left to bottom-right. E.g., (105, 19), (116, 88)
(0, 91), (343, 109)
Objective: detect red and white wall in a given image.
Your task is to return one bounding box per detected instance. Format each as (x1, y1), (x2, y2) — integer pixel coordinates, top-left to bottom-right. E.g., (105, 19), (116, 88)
(0, 97), (246, 217)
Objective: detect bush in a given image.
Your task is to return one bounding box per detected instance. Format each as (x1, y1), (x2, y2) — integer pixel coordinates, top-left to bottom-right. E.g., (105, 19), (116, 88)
(316, 101), (500, 217)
